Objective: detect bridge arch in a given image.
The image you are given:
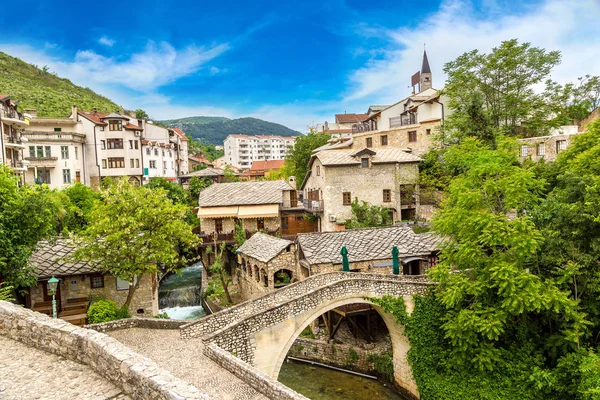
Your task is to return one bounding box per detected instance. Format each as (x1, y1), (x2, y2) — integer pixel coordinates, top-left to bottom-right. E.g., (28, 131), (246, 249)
(254, 295), (417, 398)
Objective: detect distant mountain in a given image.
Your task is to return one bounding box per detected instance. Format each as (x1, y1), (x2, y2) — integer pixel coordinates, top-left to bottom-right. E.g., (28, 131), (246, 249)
(0, 52), (121, 117)
(158, 116), (301, 145)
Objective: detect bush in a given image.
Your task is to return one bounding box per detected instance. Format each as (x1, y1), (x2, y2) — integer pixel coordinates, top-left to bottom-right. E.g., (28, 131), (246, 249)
(87, 299), (129, 323)
(154, 312), (170, 319)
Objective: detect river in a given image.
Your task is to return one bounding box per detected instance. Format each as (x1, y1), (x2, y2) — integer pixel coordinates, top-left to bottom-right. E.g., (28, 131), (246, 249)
(158, 261), (207, 320)
(279, 359), (410, 400)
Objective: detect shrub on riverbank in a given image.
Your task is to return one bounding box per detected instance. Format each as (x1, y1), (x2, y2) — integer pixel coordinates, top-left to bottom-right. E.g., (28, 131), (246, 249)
(87, 299), (130, 324)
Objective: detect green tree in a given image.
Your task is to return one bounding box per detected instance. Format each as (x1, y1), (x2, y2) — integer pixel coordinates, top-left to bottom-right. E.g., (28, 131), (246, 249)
(282, 131), (330, 187)
(345, 198), (392, 228)
(443, 39), (564, 140)
(135, 109), (149, 119)
(207, 242), (232, 303)
(146, 177), (188, 205)
(59, 183), (100, 232)
(429, 138), (587, 370)
(72, 178), (200, 309)
(188, 176), (214, 204)
(223, 165), (239, 182)
(0, 166), (61, 288)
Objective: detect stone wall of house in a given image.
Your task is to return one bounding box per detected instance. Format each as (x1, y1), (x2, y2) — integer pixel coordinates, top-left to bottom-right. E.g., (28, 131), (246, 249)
(309, 259), (430, 276)
(200, 216), (281, 236)
(518, 133), (579, 162)
(238, 246), (298, 300)
(352, 120), (441, 156)
(287, 337), (389, 375)
(30, 272), (158, 317)
(0, 301), (209, 400)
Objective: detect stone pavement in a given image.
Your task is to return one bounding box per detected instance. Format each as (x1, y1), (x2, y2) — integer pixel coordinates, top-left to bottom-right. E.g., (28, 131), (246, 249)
(0, 335), (129, 400)
(108, 328), (267, 400)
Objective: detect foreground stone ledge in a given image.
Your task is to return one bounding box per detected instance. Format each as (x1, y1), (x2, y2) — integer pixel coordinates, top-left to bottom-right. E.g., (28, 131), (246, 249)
(86, 317), (188, 332)
(0, 301), (213, 400)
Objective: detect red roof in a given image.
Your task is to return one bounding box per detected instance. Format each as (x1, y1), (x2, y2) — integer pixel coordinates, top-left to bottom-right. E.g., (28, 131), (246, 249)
(171, 128), (188, 141)
(141, 140), (150, 145)
(78, 111), (109, 126)
(250, 159), (285, 171)
(335, 113), (369, 124)
(124, 123), (143, 131)
(0, 94), (9, 102)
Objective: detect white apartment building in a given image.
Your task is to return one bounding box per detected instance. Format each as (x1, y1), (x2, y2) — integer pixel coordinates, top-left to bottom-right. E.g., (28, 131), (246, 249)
(224, 134), (296, 169)
(0, 95), (30, 182)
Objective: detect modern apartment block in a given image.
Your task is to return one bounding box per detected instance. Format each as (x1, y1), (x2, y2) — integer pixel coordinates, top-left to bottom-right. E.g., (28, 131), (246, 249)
(0, 95), (30, 182)
(20, 105), (189, 189)
(224, 134), (296, 169)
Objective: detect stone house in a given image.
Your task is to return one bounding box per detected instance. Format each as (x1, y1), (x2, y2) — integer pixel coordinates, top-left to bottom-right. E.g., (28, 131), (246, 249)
(26, 240), (158, 324)
(301, 147), (423, 232)
(197, 179), (317, 245)
(296, 226), (440, 277)
(517, 125), (580, 162)
(236, 233), (297, 299)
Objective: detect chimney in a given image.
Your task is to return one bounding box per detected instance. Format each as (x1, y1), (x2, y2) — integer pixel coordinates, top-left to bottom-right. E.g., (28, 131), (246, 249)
(288, 176), (297, 189)
(92, 108), (97, 116)
(72, 104), (78, 122)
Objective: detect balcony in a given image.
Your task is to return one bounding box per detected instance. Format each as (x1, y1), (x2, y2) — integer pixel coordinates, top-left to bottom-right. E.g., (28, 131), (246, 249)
(4, 135), (27, 150)
(13, 160), (29, 172)
(25, 156), (58, 168)
(1, 109), (29, 127)
(389, 113), (417, 128)
(303, 198), (324, 213)
(352, 120), (378, 134)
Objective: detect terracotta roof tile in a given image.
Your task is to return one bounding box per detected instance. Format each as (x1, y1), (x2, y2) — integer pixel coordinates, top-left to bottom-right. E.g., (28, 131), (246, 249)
(78, 111), (108, 125)
(335, 113), (369, 124)
(250, 159), (285, 171)
(124, 123), (143, 131)
(171, 128), (188, 141)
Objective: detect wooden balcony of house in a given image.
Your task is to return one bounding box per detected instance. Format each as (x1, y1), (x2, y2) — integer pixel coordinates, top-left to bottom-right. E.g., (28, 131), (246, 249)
(303, 198), (324, 213)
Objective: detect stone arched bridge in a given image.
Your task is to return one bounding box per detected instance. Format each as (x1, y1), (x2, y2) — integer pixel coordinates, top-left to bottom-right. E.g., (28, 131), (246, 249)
(181, 272), (433, 399)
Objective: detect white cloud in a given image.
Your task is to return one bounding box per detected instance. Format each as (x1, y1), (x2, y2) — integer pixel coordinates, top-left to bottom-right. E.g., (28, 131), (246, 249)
(344, 0), (600, 106)
(98, 36), (115, 47)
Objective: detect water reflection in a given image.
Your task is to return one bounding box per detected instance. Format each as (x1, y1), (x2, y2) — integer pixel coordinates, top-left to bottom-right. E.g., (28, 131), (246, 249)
(279, 359), (409, 400)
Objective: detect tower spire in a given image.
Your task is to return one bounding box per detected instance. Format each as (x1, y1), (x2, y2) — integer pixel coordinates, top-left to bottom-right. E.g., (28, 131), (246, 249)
(419, 48), (432, 92)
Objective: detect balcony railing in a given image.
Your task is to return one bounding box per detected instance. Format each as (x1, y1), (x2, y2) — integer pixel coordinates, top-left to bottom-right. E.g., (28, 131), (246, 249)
(1, 108), (23, 120)
(25, 156), (58, 167)
(303, 198), (324, 212)
(390, 113), (417, 128)
(352, 120), (378, 134)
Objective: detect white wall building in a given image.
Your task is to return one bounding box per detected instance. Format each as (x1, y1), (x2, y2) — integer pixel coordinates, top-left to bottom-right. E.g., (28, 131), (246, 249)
(0, 95), (30, 182)
(224, 134), (296, 169)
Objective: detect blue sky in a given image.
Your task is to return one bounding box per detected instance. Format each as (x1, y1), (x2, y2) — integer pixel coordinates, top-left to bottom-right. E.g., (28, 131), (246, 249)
(2, 0), (600, 131)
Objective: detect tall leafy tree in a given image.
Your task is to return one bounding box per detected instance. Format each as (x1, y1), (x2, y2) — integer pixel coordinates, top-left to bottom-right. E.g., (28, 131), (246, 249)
(281, 131), (330, 187)
(72, 178), (200, 308)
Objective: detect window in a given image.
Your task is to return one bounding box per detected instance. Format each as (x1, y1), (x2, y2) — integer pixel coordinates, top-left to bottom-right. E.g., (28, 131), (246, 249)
(45, 146), (51, 157)
(383, 189), (391, 202)
(426, 129), (431, 135)
(134, 140), (139, 150)
(343, 192), (352, 205)
(556, 140), (567, 153)
(316, 165), (320, 176)
(169, 151), (172, 158)
(90, 275), (104, 289)
(135, 159), (140, 168)
(116, 277), (129, 291)
(366, 137), (373, 148)
(61, 146), (69, 159)
(149, 160), (157, 169)
(106, 138), (124, 149)
(69, 279), (78, 291)
(54, 127), (62, 132)
(520, 144), (528, 157)
(102, 159), (107, 169)
(257, 217), (265, 230)
(62, 169), (71, 184)
(162, 150), (165, 157)
(361, 158), (369, 168)
(130, 159), (135, 168)
(381, 135), (388, 146)
(129, 140), (133, 149)
(146, 148), (150, 155)
(163, 161), (167, 170)
(37, 146), (44, 158)
(109, 120), (122, 131)
(408, 131), (417, 142)
(74, 147), (78, 160)
(537, 143), (545, 156)
(154, 149), (159, 156)
(171, 161), (174, 169)
(215, 218), (223, 233)
(108, 157), (125, 168)
(28, 146), (35, 158)
(100, 140), (106, 150)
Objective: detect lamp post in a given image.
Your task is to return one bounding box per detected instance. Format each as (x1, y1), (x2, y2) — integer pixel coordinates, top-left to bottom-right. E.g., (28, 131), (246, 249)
(48, 276), (59, 319)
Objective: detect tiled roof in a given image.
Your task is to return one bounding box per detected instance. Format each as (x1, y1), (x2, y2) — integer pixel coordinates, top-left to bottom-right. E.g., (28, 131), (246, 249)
(237, 232), (293, 263)
(0, 94), (9, 102)
(188, 155), (212, 165)
(198, 180), (293, 207)
(78, 111), (109, 125)
(314, 148), (421, 166)
(124, 123), (143, 131)
(181, 167), (225, 178)
(335, 113), (369, 124)
(99, 112), (129, 119)
(312, 137), (353, 154)
(29, 239), (99, 278)
(297, 226), (440, 265)
(170, 128), (188, 141)
(250, 159), (285, 171)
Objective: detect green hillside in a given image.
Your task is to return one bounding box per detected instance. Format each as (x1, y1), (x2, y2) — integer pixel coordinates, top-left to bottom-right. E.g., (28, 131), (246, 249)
(159, 116), (301, 145)
(0, 51), (120, 117)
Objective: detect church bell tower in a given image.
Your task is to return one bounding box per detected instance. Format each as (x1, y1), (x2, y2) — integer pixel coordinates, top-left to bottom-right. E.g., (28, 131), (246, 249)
(420, 50), (432, 91)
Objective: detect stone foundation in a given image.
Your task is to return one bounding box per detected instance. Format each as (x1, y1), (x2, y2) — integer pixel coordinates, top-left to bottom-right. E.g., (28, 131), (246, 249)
(0, 301), (209, 400)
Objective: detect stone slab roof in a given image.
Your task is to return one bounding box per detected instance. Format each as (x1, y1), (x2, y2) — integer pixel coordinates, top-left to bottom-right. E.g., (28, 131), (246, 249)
(315, 148), (422, 166)
(237, 232), (293, 263)
(297, 226), (439, 265)
(28, 239), (98, 279)
(181, 167), (225, 178)
(198, 180), (293, 207)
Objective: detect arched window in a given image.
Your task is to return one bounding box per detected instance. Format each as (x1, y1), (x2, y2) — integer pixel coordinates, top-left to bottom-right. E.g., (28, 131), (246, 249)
(274, 269), (293, 288)
(254, 266), (260, 282)
(260, 269), (268, 287)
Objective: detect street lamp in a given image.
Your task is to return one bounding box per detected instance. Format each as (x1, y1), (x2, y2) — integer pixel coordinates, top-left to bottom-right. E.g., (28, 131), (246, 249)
(47, 276), (59, 319)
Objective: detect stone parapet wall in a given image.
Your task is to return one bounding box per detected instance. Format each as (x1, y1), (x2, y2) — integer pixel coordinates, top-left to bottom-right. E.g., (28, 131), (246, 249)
(181, 272), (429, 338)
(0, 301), (210, 400)
(205, 342), (308, 400)
(203, 277), (430, 365)
(287, 337), (384, 375)
(86, 317), (188, 332)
